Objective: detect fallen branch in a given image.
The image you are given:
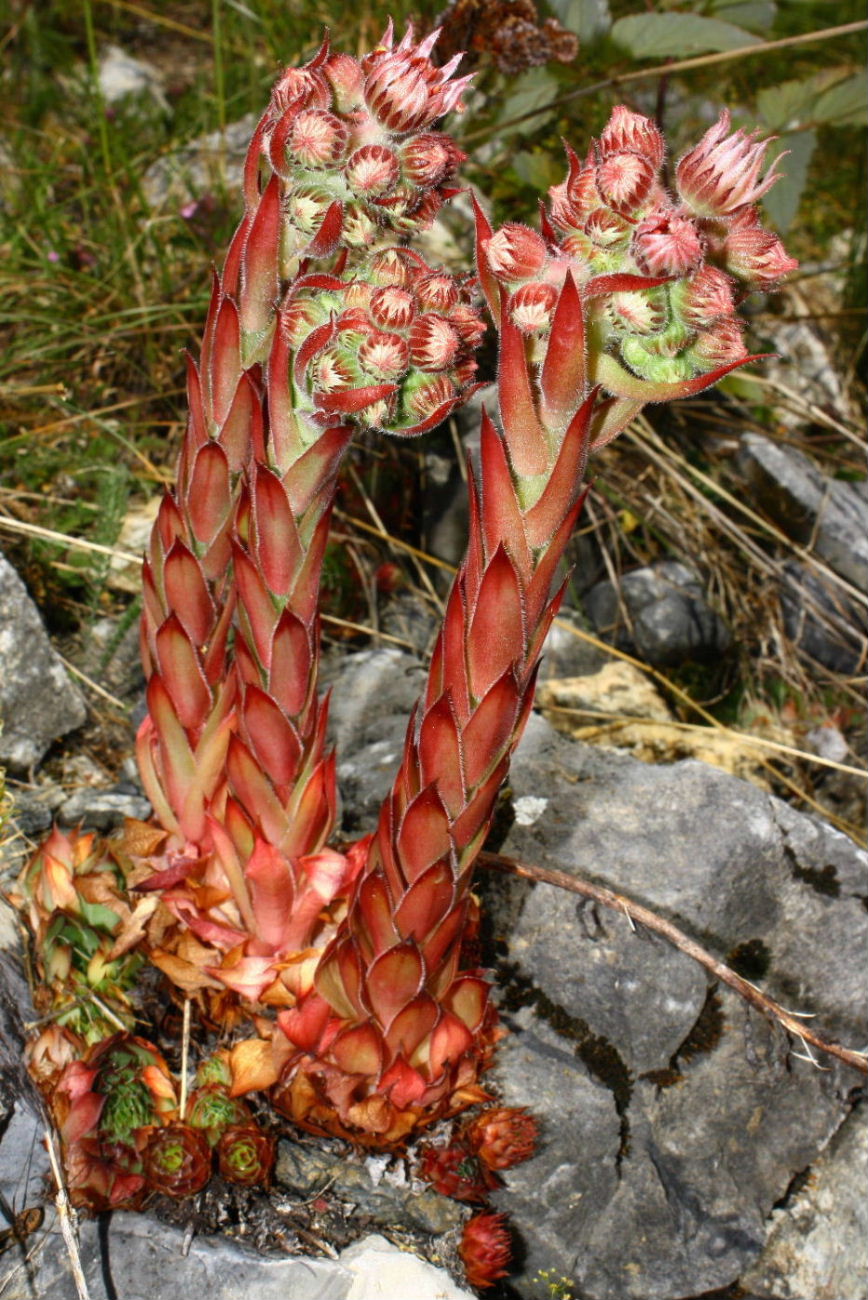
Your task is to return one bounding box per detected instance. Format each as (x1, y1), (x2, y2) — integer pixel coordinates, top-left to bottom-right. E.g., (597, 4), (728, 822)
(479, 851), (868, 1076)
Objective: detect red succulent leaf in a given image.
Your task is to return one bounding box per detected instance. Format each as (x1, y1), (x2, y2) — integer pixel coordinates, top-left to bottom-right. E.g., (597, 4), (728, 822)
(365, 942), (425, 1025)
(460, 1213), (513, 1289)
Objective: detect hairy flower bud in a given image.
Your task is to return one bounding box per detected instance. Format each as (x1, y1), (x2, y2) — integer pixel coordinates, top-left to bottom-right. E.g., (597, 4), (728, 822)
(287, 109), (349, 168)
(401, 134), (465, 187)
(596, 151), (657, 213)
(409, 314), (461, 370)
(403, 372), (457, 423)
(345, 144), (401, 196)
(586, 208), (633, 250)
(358, 330), (411, 378)
(723, 226), (799, 285)
(416, 272), (459, 312)
(485, 223), (548, 282)
(672, 265), (737, 328)
(464, 1106), (539, 1170)
(598, 106), (665, 170)
(634, 212), (703, 275)
(676, 111), (783, 217)
(509, 282), (559, 333)
(371, 285), (417, 330)
(362, 25), (472, 134)
(323, 52), (364, 112)
(689, 317), (749, 368)
(608, 286), (669, 336)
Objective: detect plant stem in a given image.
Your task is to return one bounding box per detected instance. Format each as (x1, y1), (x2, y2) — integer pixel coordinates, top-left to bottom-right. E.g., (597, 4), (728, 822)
(464, 21), (868, 143)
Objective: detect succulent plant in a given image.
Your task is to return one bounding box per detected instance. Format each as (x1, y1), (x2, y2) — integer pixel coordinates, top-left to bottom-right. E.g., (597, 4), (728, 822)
(460, 1212), (513, 1289)
(216, 1122), (276, 1187)
(142, 1122), (212, 1198)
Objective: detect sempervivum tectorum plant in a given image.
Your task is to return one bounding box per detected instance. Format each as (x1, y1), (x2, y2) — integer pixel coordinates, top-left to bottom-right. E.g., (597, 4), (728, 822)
(460, 1212), (513, 1290)
(131, 26), (483, 1011)
(52, 1033), (178, 1210)
(216, 1122), (276, 1187)
(142, 1122), (212, 1198)
(11, 826), (143, 1049)
(480, 105), (797, 431)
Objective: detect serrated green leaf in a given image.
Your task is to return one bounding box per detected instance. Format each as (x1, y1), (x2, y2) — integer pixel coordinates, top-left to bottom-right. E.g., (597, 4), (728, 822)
(548, 0), (612, 43)
(611, 11), (761, 57)
(710, 0), (776, 32)
(496, 67), (560, 136)
(762, 130), (816, 233)
(813, 72), (867, 126)
(757, 68), (861, 130)
(511, 150), (563, 192)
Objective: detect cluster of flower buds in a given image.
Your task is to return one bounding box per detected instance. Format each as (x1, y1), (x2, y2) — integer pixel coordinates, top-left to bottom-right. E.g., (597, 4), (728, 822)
(481, 106), (797, 392)
(11, 827), (143, 1052)
(234, 19), (470, 332)
(285, 247), (484, 432)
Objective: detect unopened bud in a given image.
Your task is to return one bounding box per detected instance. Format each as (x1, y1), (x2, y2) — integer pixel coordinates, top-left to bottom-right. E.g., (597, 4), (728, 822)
(676, 111), (783, 217)
(723, 227), (798, 286)
(409, 314), (461, 370)
(404, 373), (457, 421)
(369, 249), (412, 287)
(509, 282), (558, 333)
(585, 208), (632, 250)
(415, 272), (459, 313)
(672, 266), (736, 328)
(341, 202), (378, 248)
(599, 107), (665, 170)
(689, 318), (748, 368)
(634, 212), (703, 276)
(287, 185), (334, 234)
(486, 223), (548, 283)
(288, 109), (349, 168)
(323, 52), (364, 113)
(401, 134), (464, 187)
(345, 144), (401, 196)
(358, 330), (410, 379)
(608, 287), (668, 336)
(371, 285), (417, 330)
(596, 152), (657, 214)
(621, 335), (694, 383)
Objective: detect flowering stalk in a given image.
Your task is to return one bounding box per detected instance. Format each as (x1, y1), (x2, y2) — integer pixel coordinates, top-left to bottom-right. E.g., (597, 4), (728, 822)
(131, 25), (482, 1008)
(269, 105), (795, 1146)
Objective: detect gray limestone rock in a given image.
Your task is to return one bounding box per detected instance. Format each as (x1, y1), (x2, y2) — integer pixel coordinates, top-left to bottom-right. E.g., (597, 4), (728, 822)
(736, 432), (868, 592)
(584, 560), (731, 667)
(0, 551), (87, 771)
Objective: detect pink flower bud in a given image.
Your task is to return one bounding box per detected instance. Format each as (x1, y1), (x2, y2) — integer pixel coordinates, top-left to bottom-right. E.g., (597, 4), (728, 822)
(689, 317), (749, 368)
(548, 182), (584, 234)
(282, 298), (326, 347)
(450, 303), (487, 349)
(598, 107), (665, 170)
(566, 162), (603, 217)
(485, 223), (548, 283)
(344, 281), (373, 310)
(287, 109), (349, 168)
(723, 227), (798, 286)
(272, 66), (331, 115)
(596, 152), (657, 213)
(358, 331), (411, 379)
(674, 266), (737, 328)
(371, 285), (417, 330)
(345, 144), (401, 196)
(585, 208), (632, 250)
(405, 373), (457, 421)
(634, 212), (703, 276)
(676, 111), (784, 217)
(415, 272), (459, 313)
(409, 314), (461, 370)
(401, 134), (465, 187)
(323, 53), (364, 113)
(362, 26), (472, 134)
(608, 287), (668, 336)
(340, 202), (378, 248)
(287, 186), (333, 234)
(509, 282), (558, 333)
(559, 230), (595, 267)
(369, 249), (412, 287)
(314, 349), (358, 392)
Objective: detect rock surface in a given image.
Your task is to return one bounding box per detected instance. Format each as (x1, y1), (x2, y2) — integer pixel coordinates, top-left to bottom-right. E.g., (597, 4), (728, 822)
(736, 431), (868, 592)
(584, 560), (731, 667)
(327, 650), (867, 1300)
(0, 550), (87, 771)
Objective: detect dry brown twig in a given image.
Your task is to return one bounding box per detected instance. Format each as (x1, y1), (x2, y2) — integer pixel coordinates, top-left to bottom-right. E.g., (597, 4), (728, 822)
(480, 850), (868, 1076)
